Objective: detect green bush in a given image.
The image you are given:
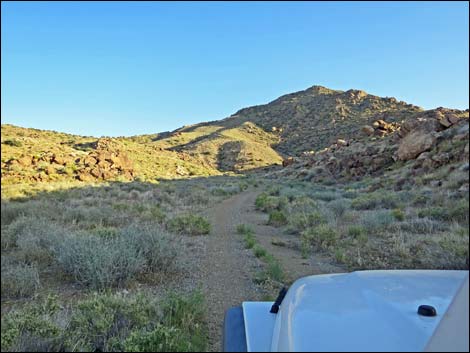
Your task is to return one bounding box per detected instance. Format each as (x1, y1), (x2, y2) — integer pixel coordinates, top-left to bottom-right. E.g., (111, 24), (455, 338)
(236, 224), (253, 235)
(67, 291), (207, 352)
(416, 200), (468, 225)
(268, 210), (288, 227)
(255, 193), (286, 212)
(301, 225), (338, 253)
(392, 208), (406, 221)
(167, 214), (211, 235)
(351, 192), (399, 210)
(347, 225), (366, 238)
(253, 245), (267, 258)
(264, 256), (285, 283)
(288, 211), (326, 231)
(243, 233), (256, 249)
(1, 295), (62, 351)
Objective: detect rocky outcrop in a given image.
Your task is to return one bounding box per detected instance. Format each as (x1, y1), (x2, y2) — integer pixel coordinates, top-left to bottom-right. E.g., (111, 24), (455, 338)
(396, 130), (437, 161)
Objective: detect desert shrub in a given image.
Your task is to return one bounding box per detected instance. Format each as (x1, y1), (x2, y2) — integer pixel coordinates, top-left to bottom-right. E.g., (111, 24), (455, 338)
(184, 189), (210, 205)
(1, 202), (28, 225)
(449, 199), (469, 224)
(1, 262), (40, 298)
(255, 192), (286, 211)
(167, 214), (211, 235)
(412, 193), (431, 206)
(287, 196), (318, 214)
(397, 218), (448, 234)
(54, 225), (177, 289)
(417, 200), (468, 224)
(210, 187), (230, 196)
(3, 216), (60, 252)
(310, 191), (339, 202)
(3, 139), (22, 147)
(124, 226), (178, 273)
(360, 210), (395, 234)
(16, 231), (56, 265)
(342, 190), (359, 199)
(301, 225), (338, 255)
(61, 205), (123, 228)
(243, 233), (257, 249)
(253, 245), (267, 258)
(351, 192), (399, 210)
(328, 199), (350, 218)
(236, 224), (253, 235)
(347, 225), (366, 238)
(263, 255), (285, 283)
(268, 210), (288, 227)
(288, 210), (326, 232)
(439, 233), (469, 266)
(55, 234), (145, 289)
(91, 226), (119, 238)
(266, 186), (281, 196)
(334, 248), (346, 263)
(1, 295), (62, 351)
(67, 291), (207, 352)
(142, 205), (167, 224)
(392, 208), (406, 221)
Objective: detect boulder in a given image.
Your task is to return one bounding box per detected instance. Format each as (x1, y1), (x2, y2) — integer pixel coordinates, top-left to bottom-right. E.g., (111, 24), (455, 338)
(83, 156), (97, 166)
(45, 166), (56, 175)
(362, 125), (375, 136)
(17, 156), (32, 167)
(175, 165), (188, 176)
(397, 131), (437, 161)
(282, 157), (295, 167)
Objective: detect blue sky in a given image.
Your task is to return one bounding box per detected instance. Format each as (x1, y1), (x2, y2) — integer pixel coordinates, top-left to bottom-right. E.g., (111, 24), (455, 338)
(1, 1), (468, 137)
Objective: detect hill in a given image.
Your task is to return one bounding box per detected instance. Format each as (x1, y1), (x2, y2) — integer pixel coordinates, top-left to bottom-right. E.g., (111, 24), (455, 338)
(1, 85), (468, 197)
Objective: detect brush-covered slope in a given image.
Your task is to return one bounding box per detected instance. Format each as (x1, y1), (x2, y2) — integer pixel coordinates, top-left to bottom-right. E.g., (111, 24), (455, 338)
(0, 124), (223, 186)
(1, 120), (283, 187)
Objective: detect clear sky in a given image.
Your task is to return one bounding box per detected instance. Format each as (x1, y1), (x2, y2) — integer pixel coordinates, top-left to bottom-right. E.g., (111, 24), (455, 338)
(1, 1), (469, 137)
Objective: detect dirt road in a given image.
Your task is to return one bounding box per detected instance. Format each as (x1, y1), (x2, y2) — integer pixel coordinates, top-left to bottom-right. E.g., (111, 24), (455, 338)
(201, 189), (344, 351)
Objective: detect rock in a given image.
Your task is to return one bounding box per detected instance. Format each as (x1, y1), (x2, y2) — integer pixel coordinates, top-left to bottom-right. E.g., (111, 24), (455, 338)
(417, 152), (431, 161)
(175, 165), (188, 176)
(17, 156), (32, 166)
(52, 154), (73, 165)
(397, 131), (437, 161)
(78, 172), (94, 182)
(446, 114), (460, 125)
(83, 156), (97, 166)
(90, 168), (102, 178)
(336, 139), (348, 146)
(362, 125), (375, 136)
(45, 166), (56, 175)
(439, 117), (453, 128)
(431, 153), (450, 164)
(282, 157), (295, 167)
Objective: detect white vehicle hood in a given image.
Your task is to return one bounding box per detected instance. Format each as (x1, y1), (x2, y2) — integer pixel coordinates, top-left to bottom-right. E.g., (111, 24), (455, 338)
(242, 270), (468, 352)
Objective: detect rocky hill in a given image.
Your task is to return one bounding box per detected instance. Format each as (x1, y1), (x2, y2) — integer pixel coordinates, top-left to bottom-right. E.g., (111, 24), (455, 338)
(2, 85), (468, 193)
(215, 85), (423, 155)
(269, 107), (469, 193)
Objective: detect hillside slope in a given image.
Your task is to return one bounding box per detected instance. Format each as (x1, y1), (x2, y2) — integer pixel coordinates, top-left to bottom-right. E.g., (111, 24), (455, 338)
(2, 85), (468, 192)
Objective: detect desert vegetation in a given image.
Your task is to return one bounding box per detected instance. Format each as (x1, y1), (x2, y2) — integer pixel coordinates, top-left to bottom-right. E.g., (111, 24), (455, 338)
(253, 180), (469, 271)
(0, 176), (250, 352)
